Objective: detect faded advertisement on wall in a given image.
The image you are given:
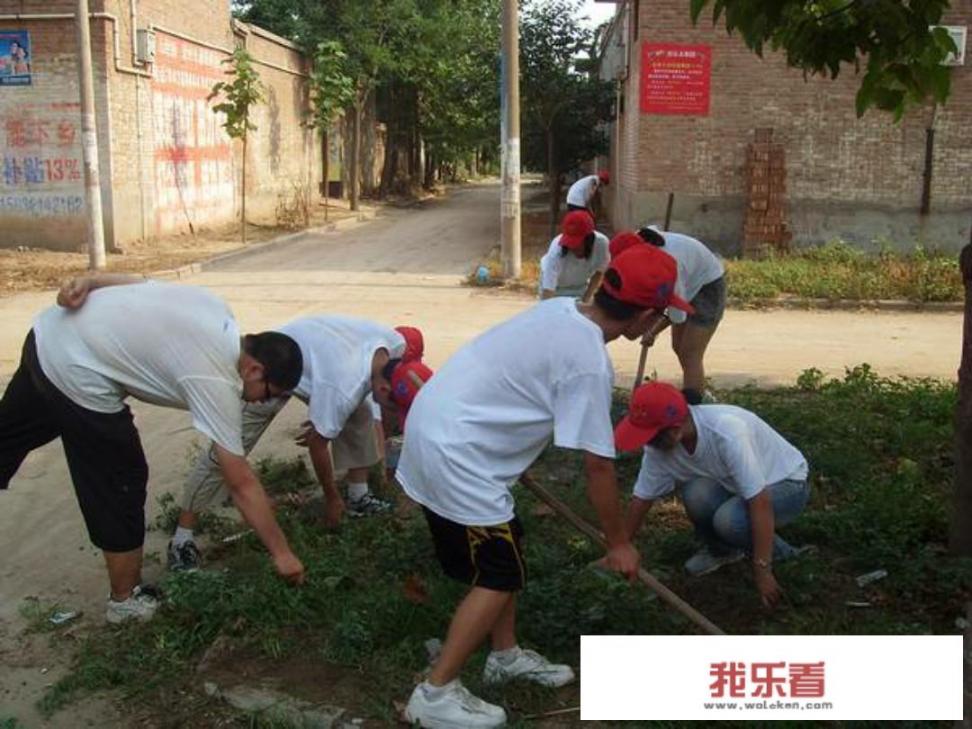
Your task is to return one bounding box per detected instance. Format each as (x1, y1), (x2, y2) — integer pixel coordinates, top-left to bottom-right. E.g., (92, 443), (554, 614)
(0, 31), (32, 86)
(0, 101), (84, 235)
(151, 31), (233, 234)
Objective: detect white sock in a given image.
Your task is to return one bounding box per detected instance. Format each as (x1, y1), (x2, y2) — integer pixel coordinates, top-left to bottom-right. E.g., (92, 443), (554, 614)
(172, 526), (194, 547)
(490, 646), (521, 663)
(422, 679), (457, 698)
(347, 481), (369, 501)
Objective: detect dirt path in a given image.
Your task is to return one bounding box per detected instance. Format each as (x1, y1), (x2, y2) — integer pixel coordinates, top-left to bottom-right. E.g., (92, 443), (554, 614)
(0, 180), (962, 726)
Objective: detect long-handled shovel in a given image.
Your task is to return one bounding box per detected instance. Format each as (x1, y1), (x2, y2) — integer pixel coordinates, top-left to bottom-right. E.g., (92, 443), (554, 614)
(631, 191), (676, 392)
(519, 472), (725, 636)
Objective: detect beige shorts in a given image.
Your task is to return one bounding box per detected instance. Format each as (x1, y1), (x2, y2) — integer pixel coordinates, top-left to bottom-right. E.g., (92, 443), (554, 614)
(180, 397), (379, 513)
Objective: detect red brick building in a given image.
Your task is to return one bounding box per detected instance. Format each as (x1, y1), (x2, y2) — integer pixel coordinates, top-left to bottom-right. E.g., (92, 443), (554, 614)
(0, 0), (321, 250)
(597, 0), (972, 253)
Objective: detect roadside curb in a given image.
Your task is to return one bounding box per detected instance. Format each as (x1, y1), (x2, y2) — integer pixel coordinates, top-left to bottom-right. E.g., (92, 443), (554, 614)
(149, 207), (382, 281)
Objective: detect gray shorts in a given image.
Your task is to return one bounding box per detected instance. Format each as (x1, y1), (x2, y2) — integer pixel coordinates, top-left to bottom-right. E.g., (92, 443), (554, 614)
(181, 398), (379, 513)
(686, 276), (726, 328)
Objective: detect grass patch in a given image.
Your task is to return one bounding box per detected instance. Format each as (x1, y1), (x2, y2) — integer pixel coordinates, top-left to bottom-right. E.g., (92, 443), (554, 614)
(725, 241), (961, 304)
(470, 239), (963, 304)
(36, 368), (969, 726)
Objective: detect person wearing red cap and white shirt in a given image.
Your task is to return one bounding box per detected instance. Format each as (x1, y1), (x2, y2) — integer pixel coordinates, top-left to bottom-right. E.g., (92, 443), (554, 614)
(565, 170), (609, 217)
(398, 245), (693, 729)
(167, 317), (426, 572)
(616, 381), (811, 609)
(539, 210), (610, 300)
(610, 227), (725, 404)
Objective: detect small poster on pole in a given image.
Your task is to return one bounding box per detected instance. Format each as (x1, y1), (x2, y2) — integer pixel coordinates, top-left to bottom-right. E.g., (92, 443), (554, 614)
(0, 30), (32, 86)
(640, 42), (711, 115)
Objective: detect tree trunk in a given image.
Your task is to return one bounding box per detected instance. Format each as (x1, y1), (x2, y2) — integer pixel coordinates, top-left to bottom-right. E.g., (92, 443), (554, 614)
(950, 239), (972, 557)
(322, 127), (330, 223)
(241, 132), (247, 245)
(350, 97), (361, 212)
(424, 150), (435, 190)
(546, 128), (560, 238)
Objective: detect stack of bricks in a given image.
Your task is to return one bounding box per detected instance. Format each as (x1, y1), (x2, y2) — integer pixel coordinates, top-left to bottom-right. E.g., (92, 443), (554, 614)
(742, 128), (792, 257)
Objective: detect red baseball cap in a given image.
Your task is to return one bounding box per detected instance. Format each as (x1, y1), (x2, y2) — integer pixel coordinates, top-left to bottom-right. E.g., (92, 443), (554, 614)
(598, 170), (610, 185)
(614, 382), (688, 451)
(560, 210), (595, 250)
(600, 244), (694, 313)
(390, 360), (434, 428)
(609, 231), (644, 259)
(395, 326), (424, 362)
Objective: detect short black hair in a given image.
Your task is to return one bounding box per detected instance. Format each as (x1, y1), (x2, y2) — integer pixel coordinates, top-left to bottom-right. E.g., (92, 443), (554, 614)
(243, 332), (303, 391)
(637, 227), (666, 247)
(560, 232), (596, 260)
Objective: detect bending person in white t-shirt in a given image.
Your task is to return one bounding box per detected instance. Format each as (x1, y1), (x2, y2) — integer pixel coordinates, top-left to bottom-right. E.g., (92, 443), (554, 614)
(565, 170), (609, 217)
(610, 227), (726, 404)
(539, 210), (609, 300)
(399, 244), (694, 729)
(0, 275), (306, 624)
(616, 382), (811, 608)
(168, 318), (432, 572)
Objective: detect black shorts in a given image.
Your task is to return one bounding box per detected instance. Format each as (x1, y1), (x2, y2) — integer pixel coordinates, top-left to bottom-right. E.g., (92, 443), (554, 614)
(421, 506), (526, 592)
(687, 276), (727, 328)
(0, 331), (148, 552)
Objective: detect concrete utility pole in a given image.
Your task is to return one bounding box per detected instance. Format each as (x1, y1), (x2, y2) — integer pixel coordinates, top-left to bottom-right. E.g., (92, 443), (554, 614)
(75, 0), (106, 270)
(500, 0), (521, 278)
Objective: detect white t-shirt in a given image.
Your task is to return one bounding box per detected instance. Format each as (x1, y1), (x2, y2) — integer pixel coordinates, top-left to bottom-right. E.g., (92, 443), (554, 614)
(539, 231), (610, 297)
(34, 281), (246, 454)
(633, 404), (808, 502)
(647, 228), (724, 324)
(396, 298), (616, 525)
(566, 174), (600, 207)
(276, 316), (404, 439)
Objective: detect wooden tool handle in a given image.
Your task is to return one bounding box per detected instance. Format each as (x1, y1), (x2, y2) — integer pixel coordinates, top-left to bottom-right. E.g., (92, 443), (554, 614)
(519, 473), (725, 636)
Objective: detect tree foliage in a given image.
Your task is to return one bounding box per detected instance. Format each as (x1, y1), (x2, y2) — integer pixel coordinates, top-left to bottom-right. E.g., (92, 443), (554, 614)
(209, 46), (263, 243)
(520, 0), (614, 227)
(234, 0), (501, 194)
(306, 41), (355, 133)
(690, 0), (959, 119)
(208, 46), (263, 140)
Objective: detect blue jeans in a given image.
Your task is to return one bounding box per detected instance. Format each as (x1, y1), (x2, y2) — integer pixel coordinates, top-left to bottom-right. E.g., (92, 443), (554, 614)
(680, 477), (810, 559)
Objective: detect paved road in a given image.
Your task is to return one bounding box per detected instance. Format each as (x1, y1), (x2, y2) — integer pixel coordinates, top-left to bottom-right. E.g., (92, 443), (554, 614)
(0, 180), (962, 726)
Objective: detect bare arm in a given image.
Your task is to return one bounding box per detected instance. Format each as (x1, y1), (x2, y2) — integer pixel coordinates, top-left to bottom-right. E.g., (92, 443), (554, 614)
(581, 270), (604, 304)
(58, 273), (147, 309)
(214, 444), (305, 584)
(303, 428), (345, 527)
(624, 495), (654, 540)
(540, 288), (557, 300)
(641, 314), (671, 347)
(584, 451), (640, 580)
(748, 489), (781, 607)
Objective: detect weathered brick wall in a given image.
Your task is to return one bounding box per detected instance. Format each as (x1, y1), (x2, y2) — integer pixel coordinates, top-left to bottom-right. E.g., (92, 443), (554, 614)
(0, 10), (88, 250)
(607, 0), (972, 253)
(0, 0), (320, 249)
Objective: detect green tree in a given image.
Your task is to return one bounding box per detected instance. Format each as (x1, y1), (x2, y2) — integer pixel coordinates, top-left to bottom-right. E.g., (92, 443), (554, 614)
(520, 0), (615, 234)
(690, 0), (959, 119)
(306, 40), (356, 220)
(209, 46), (264, 244)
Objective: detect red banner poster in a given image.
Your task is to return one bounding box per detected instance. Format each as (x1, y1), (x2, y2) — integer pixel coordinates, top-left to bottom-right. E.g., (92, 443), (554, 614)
(640, 42), (712, 115)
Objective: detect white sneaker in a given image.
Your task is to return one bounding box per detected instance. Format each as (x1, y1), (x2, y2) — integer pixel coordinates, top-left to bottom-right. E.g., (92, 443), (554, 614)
(684, 547), (745, 577)
(483, 647), (575, 687)
(105, 584), (160, 624)
(404, 679), (506, 728)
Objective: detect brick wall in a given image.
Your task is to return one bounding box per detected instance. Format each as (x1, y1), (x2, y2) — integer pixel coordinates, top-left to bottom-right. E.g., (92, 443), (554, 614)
(605, 0), (972, 253)
(0, 0), (321, 250)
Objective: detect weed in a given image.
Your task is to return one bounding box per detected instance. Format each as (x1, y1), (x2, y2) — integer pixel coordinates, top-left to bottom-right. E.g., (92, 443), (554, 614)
(36, 368), (969, 726)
